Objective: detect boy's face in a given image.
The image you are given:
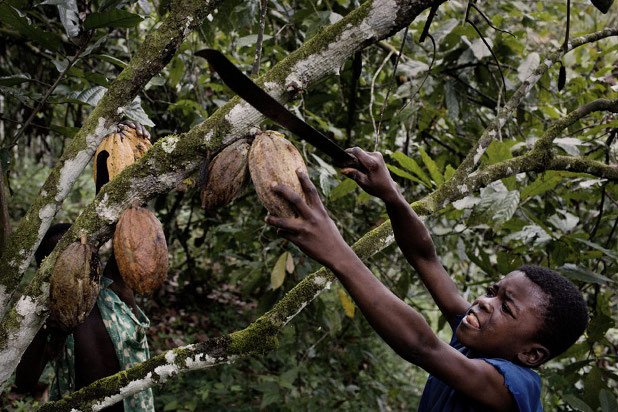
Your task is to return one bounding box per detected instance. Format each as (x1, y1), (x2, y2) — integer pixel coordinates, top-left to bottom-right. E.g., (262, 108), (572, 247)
(456, 270), (547, 363)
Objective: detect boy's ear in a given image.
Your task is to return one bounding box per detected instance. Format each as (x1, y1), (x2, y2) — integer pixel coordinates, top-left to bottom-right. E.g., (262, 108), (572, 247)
(517, 344), (550, 367)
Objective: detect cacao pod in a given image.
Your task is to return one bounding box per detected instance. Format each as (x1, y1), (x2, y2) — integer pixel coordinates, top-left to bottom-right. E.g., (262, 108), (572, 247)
(201, 139), (251, 211)
(94, 132), (135, 192)
(93, 126), (152, 193)
(248, 131), (308, 217)
(49, 237), (100, 332)
(113, 206), (169, 294)
(121, 125), (153, 160)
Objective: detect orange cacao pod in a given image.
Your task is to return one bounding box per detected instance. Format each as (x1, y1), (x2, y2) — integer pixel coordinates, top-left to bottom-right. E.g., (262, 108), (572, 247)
(201, 139), (251, 211)
(248, 131), (308, 218)
(49, 237), (100, 332)
(113, 206), (169, 294)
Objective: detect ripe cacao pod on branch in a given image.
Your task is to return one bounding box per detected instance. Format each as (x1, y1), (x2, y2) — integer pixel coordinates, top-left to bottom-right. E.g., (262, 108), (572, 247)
(49, 236), (100, 332)
(93, 125), (152, 193)
(248, 131), (308, 218)
(200, 139), (251, 211)
(113, 205), (169, 294)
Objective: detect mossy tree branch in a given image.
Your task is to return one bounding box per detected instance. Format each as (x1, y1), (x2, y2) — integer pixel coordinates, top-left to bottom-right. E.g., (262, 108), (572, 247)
(38, 86), (618, 412)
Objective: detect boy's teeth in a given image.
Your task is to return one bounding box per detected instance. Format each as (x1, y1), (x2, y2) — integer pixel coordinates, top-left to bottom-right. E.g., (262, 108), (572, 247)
(466, 313), (480, 328)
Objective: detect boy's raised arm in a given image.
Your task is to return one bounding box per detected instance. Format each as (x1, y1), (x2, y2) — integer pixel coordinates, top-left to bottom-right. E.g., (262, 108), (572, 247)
(342, 148), (469, 325)
(266, 172), (517, 412)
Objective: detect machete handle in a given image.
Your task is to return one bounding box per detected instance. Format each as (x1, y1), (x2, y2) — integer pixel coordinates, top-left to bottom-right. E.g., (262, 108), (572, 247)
(333, 152), (367, 173)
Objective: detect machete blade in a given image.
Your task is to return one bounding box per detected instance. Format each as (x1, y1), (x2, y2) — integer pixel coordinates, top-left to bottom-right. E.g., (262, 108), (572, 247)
(195, 48), (362, 170)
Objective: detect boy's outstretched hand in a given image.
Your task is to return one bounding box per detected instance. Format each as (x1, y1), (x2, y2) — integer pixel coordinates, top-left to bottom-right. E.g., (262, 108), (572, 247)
(266, 170), (353, 269)
(341, 147), (400, 204)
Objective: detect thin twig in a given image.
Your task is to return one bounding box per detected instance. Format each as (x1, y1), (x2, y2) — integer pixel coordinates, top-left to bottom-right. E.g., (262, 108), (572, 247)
(377, 26), (409, 145)
(251, 0), (268, 76)
(370, 49), (393, 148)
(470, 3), (515, 37)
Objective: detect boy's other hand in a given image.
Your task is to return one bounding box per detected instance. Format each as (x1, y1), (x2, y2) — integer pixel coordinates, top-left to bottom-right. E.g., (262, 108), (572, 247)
(341, 147), (400, 203)
(266, 170), (352, 268)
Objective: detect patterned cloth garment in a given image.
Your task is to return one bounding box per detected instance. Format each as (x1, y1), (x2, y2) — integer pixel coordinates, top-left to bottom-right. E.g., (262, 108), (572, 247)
(50, 277), (155, 411)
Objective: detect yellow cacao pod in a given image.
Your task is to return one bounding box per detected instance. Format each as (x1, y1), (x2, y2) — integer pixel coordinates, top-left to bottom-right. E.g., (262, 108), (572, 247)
(248, 131), (308, 218)
(49, 238), (100, 332)
(121, 125), (152, 160)
(201, 140), (250, 211)
(93, 127), (152, 192)
(113, 206), (169, 294)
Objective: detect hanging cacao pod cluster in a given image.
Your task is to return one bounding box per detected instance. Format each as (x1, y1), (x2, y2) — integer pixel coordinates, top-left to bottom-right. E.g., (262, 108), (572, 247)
(49, 236), (101, 332)
(248, 131), (308, 218)
(94, 123), (152, 193)
(113, 205), (169, 294)
(200, 139), (251, 211)
(198, 131), (309, 217)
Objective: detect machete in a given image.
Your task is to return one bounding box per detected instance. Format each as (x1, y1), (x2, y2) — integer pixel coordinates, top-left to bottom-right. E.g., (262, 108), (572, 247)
(195, 48), (363, 171)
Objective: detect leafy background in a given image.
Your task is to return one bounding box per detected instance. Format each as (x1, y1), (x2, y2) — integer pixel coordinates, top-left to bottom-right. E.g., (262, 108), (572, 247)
(1, 0), (617, 410)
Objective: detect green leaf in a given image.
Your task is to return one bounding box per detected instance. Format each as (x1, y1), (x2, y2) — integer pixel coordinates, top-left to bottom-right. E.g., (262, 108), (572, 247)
(558, 264), (613, 285)
(386, 164), (426, 186)
(520, 171), (583, 200)
(271, 252), (289, 290)
(0, 4), (62, 51)
(83, 9), (143, 30)
(0, 74), (31, 86)
(444, 164), (456, 181)
(329, 178), (357, 201)
(563, 394), (594, 412)
(168, 56), (185, 89)
(97, 54), (128, 69)
(484, 140), (514, 166)
(573, 238), (618, 262)
(418, 147), (444, 186)
(69, 85), (107, 106)
(237, 34), (273, 48)
(391, 152), (431, 186)
(600, 389), (618, 412)
(468, 190), (519, 228)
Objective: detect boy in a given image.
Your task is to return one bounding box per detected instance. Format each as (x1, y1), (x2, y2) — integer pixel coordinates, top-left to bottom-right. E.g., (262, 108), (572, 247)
(266, 147), (589, 411)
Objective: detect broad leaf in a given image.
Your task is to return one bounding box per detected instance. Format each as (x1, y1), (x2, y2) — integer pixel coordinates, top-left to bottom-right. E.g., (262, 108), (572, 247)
(270, 252), (289, 290)
(83, 9), (143, 30)
(391, 152), (431, 186)
(558, 264), (613, 285)
(329, 178), (357, 201)
(41, 0), (80, 38)
(418, 147), (443, 186)
(123, 96), (155, 127)
(338, 288), (355, 318)
(0, 74), (31, 86)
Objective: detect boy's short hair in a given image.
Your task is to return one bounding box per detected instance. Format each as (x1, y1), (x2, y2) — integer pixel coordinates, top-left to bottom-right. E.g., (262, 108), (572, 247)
(518, 265), (588, 359)
(34, 223), (71, 266)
